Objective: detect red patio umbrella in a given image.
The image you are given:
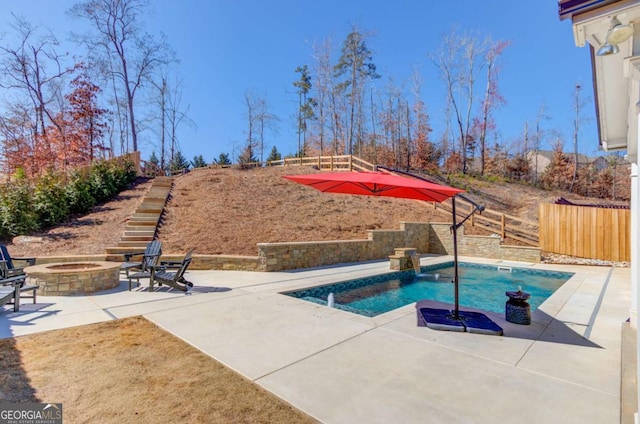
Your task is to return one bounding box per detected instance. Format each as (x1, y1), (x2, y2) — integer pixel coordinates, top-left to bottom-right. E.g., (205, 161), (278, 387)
(284, 170), (469, 310)
(284, 170), (499, 333)
(283, 171), (463, 203)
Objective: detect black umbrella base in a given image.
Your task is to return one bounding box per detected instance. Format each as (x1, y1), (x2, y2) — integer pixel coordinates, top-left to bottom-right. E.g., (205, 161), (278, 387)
(418, 307), (503, 336)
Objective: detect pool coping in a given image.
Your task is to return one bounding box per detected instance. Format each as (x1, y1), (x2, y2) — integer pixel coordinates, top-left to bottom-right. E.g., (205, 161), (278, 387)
(275, 255), (591, 329)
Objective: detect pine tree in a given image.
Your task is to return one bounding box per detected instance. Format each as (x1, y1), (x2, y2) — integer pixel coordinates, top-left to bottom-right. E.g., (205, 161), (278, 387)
(191, 154), (207, 168)
(266, 146), (282, 164)
(334, 28), (380, 154)
(168, 150), (190, 172)
(213, 153), (231, 166)
(238, 145), (258, 169)
(540, 142), (574, 190)
(146, 151), (161, 176)
(294, 65), (316, 157)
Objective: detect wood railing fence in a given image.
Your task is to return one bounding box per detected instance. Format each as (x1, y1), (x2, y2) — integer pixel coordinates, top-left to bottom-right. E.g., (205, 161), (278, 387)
(432, 199), (539, 246)
(539, 203), (630, 262)
(188, 154), (377, 173)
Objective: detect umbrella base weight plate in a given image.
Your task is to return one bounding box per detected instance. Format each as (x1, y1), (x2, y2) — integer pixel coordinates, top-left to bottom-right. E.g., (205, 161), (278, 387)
(418, 307), (503, 336)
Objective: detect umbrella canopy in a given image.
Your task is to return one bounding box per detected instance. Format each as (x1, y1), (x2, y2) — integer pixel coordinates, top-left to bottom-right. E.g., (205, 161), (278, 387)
(284, 170), (474, 323)
(283, 171), (463, 203)
(284, 170), (496, 330)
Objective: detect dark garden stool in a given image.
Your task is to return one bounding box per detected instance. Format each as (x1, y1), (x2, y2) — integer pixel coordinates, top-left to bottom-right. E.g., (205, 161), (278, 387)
(505, 290), (531, 325)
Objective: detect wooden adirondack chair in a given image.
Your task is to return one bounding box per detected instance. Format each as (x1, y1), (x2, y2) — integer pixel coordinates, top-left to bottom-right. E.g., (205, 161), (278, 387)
(120, 240), (162, 285)
(148, 250), (194, 293)
(0, 277), (21, 312)
(0, 245), (36, 279)
(0, 246), (38, 305)
(0, 274), (38, 306)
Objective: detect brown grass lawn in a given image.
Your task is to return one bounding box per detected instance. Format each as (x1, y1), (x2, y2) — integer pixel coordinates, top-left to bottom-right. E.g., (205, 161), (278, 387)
(0, 317), (317, 423)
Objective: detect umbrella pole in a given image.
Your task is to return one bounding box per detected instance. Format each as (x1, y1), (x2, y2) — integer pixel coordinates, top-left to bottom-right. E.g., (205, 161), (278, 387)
(451, 197), (460, 320)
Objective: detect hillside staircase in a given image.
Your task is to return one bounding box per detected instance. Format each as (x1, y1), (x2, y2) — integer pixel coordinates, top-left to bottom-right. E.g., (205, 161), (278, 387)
(105, 176), (173, 260)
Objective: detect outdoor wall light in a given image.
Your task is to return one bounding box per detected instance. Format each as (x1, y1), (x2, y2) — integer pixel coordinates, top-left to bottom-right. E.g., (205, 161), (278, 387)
(596, 42), (619, 56)
(596, 16), (634, 56)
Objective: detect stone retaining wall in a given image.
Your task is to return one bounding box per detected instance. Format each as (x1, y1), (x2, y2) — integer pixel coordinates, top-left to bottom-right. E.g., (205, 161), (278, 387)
(428, 223), (541, 263)
(257, 222), (540, 271)
(27, 221), (540, 272)
(257, 222), (434, 271)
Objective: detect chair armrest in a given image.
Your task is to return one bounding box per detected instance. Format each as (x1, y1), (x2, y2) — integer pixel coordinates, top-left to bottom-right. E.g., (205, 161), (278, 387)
(0, 275), (26, 287)
(0, 260), (26, 277)
(148, 264), (167, 273)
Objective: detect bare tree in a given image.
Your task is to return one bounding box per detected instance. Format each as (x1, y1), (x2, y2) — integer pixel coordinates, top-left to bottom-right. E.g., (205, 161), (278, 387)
(255, 96), (278, 163)
(312, 38), (345, 155)
(150, 71), (191, 170)
(0, 16), (73, 153)
(164, 73), (194, 167)
(242, 90), (258, 165)
(311, 38), (332, 155)
(477, 40), (509, 175)
(241, 90), (277, 165)
(568, 83), (591, 192)
(530, 103), (549, 184)
(70, 0), (170, 152)
(432, 27), (482, 174)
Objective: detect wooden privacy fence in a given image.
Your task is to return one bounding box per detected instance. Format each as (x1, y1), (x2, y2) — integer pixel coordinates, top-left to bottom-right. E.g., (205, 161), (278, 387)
(433, 198), (539, 247)
(539, 203), (630, 262)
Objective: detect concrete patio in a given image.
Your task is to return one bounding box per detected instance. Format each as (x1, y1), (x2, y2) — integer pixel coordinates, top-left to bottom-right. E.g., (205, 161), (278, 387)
(0, 255), (631, 423)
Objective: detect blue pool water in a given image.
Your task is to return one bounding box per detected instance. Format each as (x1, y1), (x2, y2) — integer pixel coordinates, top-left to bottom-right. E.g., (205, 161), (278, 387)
(283, 262), (574, 317)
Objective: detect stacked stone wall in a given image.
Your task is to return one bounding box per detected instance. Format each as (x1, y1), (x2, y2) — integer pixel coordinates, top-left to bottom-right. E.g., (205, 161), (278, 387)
(27, 221), (540, 272)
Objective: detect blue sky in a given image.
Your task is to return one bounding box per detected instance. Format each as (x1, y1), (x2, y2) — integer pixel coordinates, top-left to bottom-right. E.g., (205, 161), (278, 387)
(2, 0), (599, 162)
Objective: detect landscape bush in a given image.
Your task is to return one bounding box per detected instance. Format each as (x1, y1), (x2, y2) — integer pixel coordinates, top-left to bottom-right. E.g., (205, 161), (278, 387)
(0, 169), (40, 237)
(0, 159), (137, 239)
(34, 173), (70, 228)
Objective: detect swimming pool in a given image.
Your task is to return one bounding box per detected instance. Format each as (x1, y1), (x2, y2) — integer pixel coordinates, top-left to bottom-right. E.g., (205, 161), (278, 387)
(283, 262), (574, 317)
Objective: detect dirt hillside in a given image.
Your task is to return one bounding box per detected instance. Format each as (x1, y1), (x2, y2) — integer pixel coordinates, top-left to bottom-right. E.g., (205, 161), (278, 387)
(4, 166), (625, 257)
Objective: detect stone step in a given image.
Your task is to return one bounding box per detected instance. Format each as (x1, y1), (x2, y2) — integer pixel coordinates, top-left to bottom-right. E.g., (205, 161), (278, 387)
(129, 213), (160, 219)
(137, 203), (165, 208)
(121, 236), (155, 242)
(147, 189), (171, 194)
(136, 207), (165, 213)
(123, 230), (156, 237)
(125, 220), (157, 226)
(106, 176), (172, 259)
(151, 177), (173, 185)
(124, 226), (158, 232)
(130, 213), (161, 219)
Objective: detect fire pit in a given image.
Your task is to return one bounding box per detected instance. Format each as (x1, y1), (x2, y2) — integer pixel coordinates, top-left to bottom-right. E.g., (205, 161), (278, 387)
(24, 261), (121, 296)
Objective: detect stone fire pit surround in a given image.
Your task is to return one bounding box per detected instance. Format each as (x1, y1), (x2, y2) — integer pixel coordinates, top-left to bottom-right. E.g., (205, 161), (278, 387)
(24, 261), (121, 296)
